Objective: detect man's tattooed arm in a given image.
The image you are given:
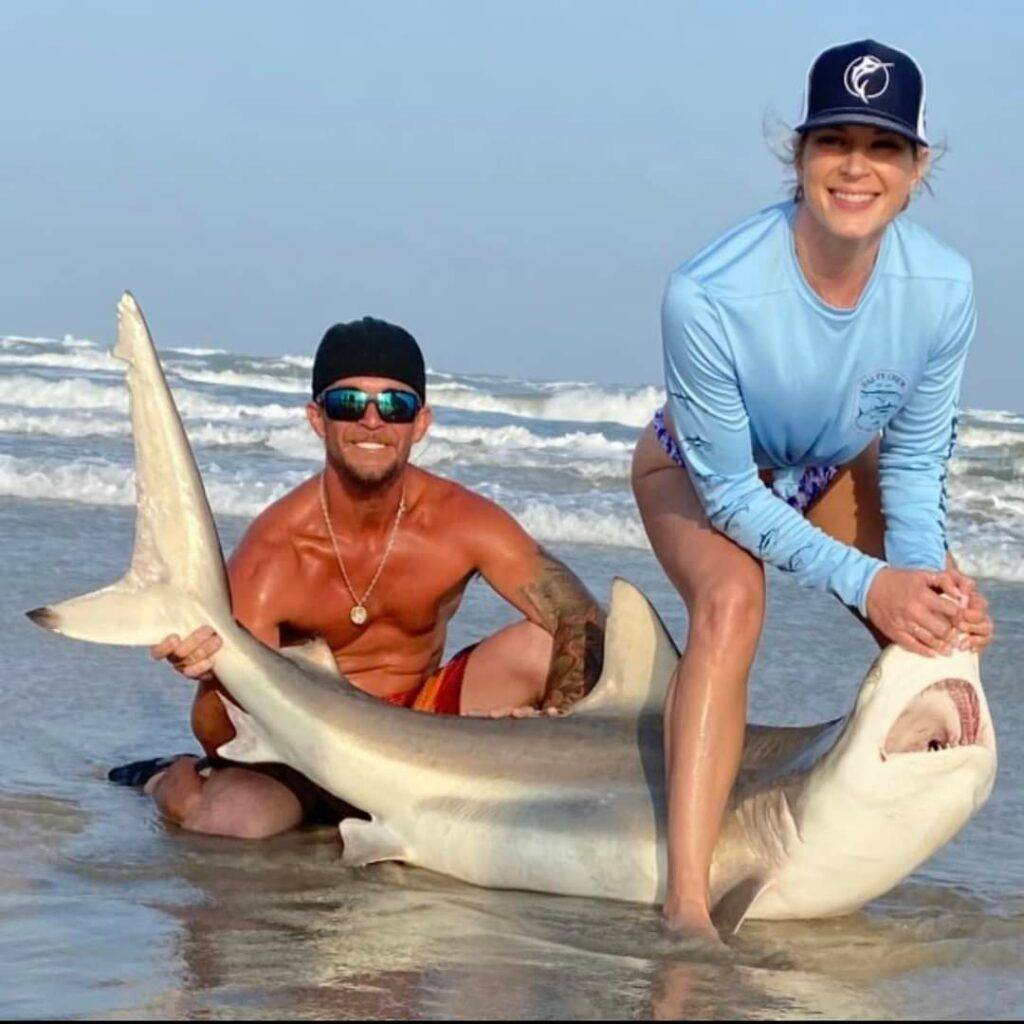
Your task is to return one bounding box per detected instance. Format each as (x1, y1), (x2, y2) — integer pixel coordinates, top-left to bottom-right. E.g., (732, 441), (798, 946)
(517, 548), (606, 711)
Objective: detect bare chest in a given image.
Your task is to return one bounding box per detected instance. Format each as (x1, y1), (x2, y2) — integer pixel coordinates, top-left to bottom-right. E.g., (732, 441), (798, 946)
(284, 537), (475, 656)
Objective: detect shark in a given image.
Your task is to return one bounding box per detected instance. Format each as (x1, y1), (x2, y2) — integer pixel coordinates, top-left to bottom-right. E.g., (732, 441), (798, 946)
(27, 294), (998, 932)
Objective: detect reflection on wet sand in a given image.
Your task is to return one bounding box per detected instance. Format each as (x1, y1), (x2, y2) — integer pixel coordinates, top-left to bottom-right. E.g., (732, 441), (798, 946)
(154, 825), (913, 1019)
(0, 789), (88, 870)
(3, 777), (1023, 1018)
(3, 499), (1023, 1018)
(648, 957), (894, 1021)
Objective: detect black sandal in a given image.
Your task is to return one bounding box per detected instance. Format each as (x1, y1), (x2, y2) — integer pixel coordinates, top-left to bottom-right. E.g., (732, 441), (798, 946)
(107, 754), (192, 788)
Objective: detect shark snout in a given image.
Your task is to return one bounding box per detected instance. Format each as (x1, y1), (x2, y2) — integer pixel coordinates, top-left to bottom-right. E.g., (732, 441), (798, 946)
(834, 645), (997, 782)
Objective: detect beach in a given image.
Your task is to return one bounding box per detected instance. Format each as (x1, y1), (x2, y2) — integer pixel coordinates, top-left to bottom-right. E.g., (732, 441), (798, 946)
(1, 333), (1021, 1019)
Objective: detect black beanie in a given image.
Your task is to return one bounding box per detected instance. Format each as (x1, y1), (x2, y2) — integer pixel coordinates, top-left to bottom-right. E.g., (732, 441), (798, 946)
(311, 317), (426, 401)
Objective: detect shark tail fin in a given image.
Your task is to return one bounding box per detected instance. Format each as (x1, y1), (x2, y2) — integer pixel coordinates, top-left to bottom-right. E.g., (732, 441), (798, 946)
(567, 578), (680, 719)
(26, 293), (231, 646)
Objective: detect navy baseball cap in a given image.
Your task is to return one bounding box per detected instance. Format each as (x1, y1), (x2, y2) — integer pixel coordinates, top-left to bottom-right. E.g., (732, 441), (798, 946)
(796, 39), (928, 147)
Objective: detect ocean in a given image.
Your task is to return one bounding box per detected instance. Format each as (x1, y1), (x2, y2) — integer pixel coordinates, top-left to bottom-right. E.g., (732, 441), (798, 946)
(1, 332), (1021, 1018)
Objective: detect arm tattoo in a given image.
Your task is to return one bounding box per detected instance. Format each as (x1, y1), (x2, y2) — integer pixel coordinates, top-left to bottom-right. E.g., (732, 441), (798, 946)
(517, 548), (606, 711)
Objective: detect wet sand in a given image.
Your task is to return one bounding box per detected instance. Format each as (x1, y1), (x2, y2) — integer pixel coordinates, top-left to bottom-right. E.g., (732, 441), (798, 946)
(2, 498), (1022, 1019)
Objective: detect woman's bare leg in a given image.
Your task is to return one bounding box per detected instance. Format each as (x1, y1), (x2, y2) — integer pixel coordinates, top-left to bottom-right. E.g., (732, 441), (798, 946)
(634, 426), (903, 937)
(804, 438), (888, 645)
(803, 438), (884, 555)
(631, 422), (765, 938)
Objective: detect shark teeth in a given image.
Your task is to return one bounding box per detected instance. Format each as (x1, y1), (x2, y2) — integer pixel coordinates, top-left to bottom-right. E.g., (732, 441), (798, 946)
(883, 678), (982, 756)
(945, 679), (981, 745)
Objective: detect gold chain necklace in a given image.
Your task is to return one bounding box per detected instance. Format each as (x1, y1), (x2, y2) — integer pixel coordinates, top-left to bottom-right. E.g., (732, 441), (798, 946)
(319, 471), (406, 626)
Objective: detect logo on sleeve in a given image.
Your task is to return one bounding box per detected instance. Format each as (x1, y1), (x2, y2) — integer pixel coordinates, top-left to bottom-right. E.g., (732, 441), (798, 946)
(854, 370), (908, 431)
(844, 55), (895, 104)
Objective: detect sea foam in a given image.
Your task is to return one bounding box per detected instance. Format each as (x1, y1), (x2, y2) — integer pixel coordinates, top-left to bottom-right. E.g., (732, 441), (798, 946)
(1, 333), (1021, 581)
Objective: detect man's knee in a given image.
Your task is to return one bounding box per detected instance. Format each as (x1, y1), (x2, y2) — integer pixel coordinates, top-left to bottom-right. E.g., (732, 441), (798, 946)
(149, 756), (204, 825)
(473, 620), (551, 675)
(506, 619), (552, 665)
(177, 768), (304, 840)
(460, 620), (553, 713)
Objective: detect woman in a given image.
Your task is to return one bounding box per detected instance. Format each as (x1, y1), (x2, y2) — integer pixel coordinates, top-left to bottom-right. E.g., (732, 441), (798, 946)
(631, 39), (995, 940)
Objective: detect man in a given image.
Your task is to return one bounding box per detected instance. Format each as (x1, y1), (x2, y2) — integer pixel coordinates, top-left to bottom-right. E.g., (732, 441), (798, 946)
(112, 317), (605, 840)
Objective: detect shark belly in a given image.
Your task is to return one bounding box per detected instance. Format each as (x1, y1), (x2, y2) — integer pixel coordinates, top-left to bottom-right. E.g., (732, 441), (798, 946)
(396, 785), (664, 902)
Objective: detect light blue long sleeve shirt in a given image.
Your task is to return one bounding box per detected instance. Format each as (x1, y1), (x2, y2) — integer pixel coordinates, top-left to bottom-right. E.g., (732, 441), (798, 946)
(662, 202), (975, 614)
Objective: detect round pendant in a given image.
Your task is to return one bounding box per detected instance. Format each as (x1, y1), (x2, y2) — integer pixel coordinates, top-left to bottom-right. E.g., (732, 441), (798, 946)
(350, 605), (368, 626)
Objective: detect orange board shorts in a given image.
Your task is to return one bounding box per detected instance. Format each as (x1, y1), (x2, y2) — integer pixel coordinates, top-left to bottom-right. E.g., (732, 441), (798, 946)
(201, 643), (479, 825)
(383, 643), (478, 716)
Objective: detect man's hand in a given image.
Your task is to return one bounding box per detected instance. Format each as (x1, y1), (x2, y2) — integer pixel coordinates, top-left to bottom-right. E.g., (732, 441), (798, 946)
(464, 704), (561, 719)
(866, 567), (966, 657)
(151, 625), (223, 681)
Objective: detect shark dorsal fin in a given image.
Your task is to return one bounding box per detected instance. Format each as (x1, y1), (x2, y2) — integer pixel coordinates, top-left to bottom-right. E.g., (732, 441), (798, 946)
(567, 578), (679, 719)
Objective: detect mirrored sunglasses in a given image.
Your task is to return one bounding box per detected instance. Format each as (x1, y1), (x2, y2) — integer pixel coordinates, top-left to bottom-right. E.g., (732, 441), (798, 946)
(318, 386), (422, 424)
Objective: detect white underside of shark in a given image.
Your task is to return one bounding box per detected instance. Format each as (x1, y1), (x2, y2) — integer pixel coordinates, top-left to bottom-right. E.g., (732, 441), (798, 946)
(28, 294), (998, 932)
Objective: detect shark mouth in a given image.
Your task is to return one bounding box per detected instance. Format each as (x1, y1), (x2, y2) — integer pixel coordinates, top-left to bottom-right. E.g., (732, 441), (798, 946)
(882, 679), (984, 757)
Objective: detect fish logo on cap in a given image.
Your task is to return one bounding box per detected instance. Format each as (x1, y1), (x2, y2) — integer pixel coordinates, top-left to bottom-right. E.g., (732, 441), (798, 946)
(844, 55), (895, 104)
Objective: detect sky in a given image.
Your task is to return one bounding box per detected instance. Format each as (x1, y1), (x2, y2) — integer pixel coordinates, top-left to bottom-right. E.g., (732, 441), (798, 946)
(2, 0), (1022, 410)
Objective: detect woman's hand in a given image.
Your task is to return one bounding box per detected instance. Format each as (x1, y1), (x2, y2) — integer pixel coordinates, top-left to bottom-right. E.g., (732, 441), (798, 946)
(150, 625), (223, 681)
(947, 568), (995, 653)
(865, 567), (965, 656)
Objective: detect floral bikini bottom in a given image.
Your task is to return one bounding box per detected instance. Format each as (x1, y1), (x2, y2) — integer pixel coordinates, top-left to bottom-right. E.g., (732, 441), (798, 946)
(652, 408), (839, 515)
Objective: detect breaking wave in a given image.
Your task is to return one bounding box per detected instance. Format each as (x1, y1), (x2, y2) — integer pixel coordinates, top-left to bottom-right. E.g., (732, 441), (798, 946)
(0, 452), (647, 549)
(0, 332), (1020, 577)
(426, 383), (663, 427)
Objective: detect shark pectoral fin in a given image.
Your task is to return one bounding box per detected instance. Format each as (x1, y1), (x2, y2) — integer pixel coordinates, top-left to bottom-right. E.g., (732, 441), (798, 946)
(214, 694), (282, 764)
(278, 638), (343, 682)
(339, 818), (408, 867)
(711, 875), (771, 936)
